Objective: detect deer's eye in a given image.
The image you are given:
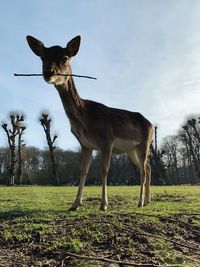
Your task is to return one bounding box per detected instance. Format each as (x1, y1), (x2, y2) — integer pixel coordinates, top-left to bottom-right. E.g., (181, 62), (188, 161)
(63, 56), (69, 63)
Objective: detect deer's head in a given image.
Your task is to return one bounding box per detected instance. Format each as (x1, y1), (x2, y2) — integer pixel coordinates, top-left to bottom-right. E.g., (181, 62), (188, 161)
(26, 35), (81, 85)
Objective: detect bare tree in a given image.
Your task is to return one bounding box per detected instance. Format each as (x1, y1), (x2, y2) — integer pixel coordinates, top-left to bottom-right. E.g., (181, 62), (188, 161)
(154, 126), (158, 155)
(161, 135), (180, 185)
(0, 147), (10, 183)
(178, 131), (194, 184)
(182, 124), (200, 179)
(1, 113), (24, 185)
(150, 126), (166, 184)
(16, 123), (26, 184)
(39, 113), (59, 185)
(188, 118), (200, 143)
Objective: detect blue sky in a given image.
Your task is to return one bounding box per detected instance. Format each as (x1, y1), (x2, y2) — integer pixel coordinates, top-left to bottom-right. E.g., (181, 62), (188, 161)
(1, 1), (200, 150)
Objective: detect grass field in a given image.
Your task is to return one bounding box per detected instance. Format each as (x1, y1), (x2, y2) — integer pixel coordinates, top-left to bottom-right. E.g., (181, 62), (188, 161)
(0, 185), (200, 266)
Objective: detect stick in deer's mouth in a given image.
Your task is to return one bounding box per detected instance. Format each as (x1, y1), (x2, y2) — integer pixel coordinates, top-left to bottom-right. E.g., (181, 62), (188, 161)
(14, 73), (97, 80)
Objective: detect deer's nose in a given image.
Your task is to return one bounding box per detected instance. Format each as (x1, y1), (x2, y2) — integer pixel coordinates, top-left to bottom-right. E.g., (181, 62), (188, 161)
(44, 68), (56, 77)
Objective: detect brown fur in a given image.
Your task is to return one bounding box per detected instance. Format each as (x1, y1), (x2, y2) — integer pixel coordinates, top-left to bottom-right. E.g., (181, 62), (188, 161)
(26, 35), (154, 210)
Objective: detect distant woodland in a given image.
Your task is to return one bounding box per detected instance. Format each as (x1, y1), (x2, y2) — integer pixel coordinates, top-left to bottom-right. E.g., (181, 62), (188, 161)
(0, 112), (200, 186)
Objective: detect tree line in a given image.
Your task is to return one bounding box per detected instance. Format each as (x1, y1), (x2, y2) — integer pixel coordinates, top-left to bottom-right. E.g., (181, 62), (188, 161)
(0, 111), (200, 186)
(161, 114), (200, 185)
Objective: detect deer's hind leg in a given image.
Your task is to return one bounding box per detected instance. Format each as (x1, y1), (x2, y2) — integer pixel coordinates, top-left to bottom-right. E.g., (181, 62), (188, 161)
(128, 144), (149, 208)
(100, 145), (113, 211)
(144, 162), (151, 206)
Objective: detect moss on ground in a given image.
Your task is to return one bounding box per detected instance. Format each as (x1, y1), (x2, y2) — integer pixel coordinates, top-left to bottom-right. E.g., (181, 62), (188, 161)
(0, 185), (199, 266)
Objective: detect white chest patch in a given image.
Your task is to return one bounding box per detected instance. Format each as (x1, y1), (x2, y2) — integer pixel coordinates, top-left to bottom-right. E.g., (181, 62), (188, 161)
(113, 138), (140, 153)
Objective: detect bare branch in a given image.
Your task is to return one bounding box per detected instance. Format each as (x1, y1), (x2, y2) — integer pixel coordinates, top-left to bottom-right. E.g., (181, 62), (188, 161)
(63, 252), (183, 267)
(14, 73), (97, 80)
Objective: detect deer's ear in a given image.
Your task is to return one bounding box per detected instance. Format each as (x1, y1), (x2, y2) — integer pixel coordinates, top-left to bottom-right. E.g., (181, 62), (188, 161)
(26, 35), (45, 57)
(65, 36), (81, 57)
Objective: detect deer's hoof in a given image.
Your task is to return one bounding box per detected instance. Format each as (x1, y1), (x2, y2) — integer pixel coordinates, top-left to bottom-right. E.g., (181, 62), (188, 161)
(100, 204), (108, 211)
(143, 199), (150, 206)
(137, 201), (144, 208)
(68, 205), (79, 211)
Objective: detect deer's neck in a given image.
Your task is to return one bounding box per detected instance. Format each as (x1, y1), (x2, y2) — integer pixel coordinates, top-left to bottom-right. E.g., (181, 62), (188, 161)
(55, 77), (84, 122)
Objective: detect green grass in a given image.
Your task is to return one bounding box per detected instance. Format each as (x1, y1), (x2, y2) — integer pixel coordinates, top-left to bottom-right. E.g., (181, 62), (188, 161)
(0, 185), (200, 266)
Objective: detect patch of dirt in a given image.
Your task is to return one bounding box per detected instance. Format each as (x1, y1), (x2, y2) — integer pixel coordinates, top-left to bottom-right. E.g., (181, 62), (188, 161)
(85, 197), (100, 205)
(0, 212), (200, 267)
(153, 193), (189, 202)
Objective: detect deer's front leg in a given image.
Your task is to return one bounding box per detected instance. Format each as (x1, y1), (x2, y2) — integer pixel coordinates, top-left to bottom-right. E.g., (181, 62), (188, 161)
(69, 147), (92, 211)
(100, 145), (112, 211)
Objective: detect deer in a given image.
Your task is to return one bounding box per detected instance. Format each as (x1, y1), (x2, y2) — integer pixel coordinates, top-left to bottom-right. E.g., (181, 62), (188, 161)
(26, 35), (154, 211)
